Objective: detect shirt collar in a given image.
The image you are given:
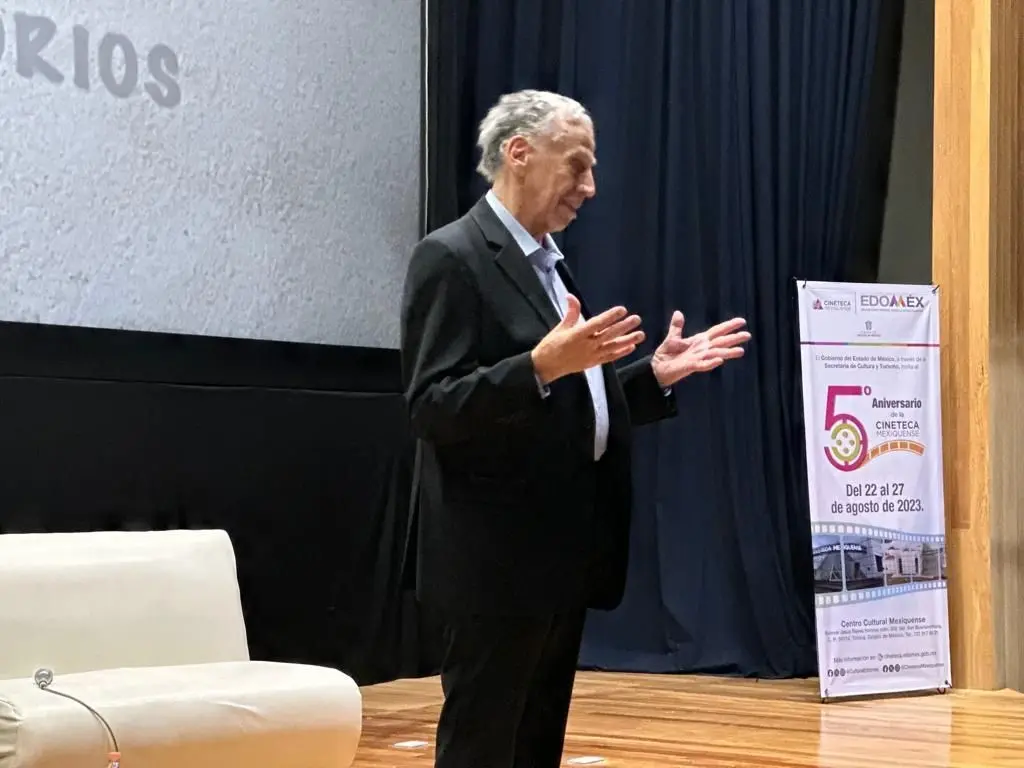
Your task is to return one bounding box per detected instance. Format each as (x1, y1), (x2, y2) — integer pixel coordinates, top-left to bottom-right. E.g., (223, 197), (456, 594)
(484, 190), (564, 265)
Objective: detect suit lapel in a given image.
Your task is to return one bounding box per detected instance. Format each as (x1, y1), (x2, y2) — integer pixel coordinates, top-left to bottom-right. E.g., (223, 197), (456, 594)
(469, 198), (561, 328)
(495, 246), (561, 328)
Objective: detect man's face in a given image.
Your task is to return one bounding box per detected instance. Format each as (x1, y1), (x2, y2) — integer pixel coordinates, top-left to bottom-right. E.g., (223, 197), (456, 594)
(508, 116), (597, 235)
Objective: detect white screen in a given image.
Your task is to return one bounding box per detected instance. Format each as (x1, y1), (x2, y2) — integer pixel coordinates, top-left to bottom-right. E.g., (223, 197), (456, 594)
(0, 0), (420, 347)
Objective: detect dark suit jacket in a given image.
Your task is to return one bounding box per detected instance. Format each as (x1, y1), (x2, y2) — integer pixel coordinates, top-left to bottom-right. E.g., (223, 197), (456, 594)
(399, 196), (677, 618)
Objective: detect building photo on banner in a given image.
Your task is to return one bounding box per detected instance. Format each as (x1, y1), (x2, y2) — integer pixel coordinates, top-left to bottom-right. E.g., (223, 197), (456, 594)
(796, 280), (952, 701)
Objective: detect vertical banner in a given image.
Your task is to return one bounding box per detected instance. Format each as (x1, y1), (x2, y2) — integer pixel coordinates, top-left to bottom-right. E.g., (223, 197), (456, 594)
(796, 281), (952, 700)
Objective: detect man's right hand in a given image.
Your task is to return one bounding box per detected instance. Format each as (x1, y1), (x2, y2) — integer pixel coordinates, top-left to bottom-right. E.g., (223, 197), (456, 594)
(531, 295), (645, 385)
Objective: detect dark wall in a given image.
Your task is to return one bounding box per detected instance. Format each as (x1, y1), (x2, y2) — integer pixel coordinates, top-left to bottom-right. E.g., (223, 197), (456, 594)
(0, 320), (434, 685)
(878, 0), (934, 284)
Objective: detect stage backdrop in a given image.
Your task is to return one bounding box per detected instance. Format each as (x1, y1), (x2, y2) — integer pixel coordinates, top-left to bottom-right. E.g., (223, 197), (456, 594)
(0, 0), (419, 348)
(425, 0), (905, 678)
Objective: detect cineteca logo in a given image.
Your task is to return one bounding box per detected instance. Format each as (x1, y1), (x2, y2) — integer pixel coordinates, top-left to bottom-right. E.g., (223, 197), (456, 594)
(823, 385), (925, 472)
(812, 293), (854, 313)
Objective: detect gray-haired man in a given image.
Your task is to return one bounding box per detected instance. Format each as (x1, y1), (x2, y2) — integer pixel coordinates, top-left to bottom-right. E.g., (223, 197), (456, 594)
(400, 89), (749, 768)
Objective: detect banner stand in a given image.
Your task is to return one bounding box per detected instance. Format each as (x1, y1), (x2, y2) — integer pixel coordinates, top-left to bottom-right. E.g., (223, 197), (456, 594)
(796, 280), (952, 702)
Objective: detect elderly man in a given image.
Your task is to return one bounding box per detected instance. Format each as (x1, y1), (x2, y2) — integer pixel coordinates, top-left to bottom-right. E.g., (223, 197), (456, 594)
(400, 89), (749, 768)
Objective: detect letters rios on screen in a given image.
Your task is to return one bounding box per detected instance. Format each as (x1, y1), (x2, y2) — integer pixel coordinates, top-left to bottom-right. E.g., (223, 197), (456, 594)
(0, 12), (180, 108)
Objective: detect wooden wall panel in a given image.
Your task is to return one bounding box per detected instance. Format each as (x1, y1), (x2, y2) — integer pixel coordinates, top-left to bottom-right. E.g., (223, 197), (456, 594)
(988, 0), (1024, 692)
(933, 0), (1024, 691)
(933, 0), (994, 692)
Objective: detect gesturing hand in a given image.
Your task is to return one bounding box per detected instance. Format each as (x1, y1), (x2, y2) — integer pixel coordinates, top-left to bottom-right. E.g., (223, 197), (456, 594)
(531, 295), (645, 385)
(651, 312), (750, 388)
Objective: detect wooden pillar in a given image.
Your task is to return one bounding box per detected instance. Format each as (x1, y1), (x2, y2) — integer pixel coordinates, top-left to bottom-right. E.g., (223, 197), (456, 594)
(933, 0), (1024, 691)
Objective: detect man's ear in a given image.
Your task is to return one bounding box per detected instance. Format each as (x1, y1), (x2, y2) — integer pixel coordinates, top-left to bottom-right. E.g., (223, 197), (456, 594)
(504, 136), (531, 176)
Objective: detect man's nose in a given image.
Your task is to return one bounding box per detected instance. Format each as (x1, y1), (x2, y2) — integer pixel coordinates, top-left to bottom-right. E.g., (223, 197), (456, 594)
(579, 170), (596, 198)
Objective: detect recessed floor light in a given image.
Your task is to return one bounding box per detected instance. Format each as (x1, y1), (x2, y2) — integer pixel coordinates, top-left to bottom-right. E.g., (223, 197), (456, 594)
(392, 740), (429, 749)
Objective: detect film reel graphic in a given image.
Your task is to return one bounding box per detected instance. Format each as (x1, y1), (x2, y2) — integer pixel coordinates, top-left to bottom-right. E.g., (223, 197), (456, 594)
(823, 385), (870, 472)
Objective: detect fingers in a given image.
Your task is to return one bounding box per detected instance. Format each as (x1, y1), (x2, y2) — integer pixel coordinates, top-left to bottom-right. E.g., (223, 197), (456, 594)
(597, 338), (640, 364)
(710, 331), (752, 349)
(548, 300), (643, 373)
(592, 310), (644, 364)
(593, 314), (642, 341)
(599, 329), (645, 354)
(694, 357), (725, 372)
(659, 337), (688, 354)
(579, 303), (629, 334)
(581, 308), (644, 362)
(560, 294), (583, 326)
(705, 317), (747, 338)
(715, 346), (745, 360)
(699, 336), (746, 361)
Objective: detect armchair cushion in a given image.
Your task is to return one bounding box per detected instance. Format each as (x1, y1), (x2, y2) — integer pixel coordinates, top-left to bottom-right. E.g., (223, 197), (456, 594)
(0, 661), (362, 768)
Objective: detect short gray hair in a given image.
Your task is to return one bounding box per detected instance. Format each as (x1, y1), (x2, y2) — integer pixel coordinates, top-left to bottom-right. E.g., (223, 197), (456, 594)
(476, 90), (591, 182)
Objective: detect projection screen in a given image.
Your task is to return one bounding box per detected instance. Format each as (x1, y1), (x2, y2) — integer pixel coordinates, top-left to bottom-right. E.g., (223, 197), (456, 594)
(0, 0), (421, 348)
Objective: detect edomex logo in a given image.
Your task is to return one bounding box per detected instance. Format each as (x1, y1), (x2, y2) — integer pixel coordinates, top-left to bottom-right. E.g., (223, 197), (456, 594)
(859, 293), (927, 311)
(823, 385), (925, 472)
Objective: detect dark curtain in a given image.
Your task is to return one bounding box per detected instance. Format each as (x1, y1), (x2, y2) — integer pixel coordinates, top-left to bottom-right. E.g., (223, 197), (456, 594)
(426, 0), (904, 678)
(0, 320), (433, 686)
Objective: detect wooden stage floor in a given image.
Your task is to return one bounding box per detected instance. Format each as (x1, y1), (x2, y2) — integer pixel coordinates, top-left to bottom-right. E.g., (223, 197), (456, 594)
(352, 672), (1024, 767)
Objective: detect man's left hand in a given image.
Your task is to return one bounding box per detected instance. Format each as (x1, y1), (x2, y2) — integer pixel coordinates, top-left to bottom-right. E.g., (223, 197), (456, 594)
(651, 312), (751, 389)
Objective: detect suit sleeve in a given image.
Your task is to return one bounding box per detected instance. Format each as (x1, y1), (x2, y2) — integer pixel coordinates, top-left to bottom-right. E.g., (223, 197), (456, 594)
(615, 355), (678, 427)
(400, 237), (543, 445)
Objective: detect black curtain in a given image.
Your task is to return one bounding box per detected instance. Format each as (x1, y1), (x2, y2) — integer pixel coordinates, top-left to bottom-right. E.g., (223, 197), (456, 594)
(0, 320), (434, 686)
(426, 0), (904, 678)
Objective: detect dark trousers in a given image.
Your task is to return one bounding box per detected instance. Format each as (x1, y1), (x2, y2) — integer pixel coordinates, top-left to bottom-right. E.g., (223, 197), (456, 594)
(434, 610), (587, 768)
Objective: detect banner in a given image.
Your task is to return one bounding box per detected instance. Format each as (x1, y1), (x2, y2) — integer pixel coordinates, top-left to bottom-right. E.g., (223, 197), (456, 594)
(796, 280), (952, 700)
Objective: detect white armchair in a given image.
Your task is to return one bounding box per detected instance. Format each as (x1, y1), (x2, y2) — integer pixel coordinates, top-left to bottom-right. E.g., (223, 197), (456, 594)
(0, 529), (362, 768)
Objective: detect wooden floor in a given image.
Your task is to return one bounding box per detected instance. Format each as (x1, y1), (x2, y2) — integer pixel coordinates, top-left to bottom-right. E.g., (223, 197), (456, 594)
(353, 672), (1024, 767)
